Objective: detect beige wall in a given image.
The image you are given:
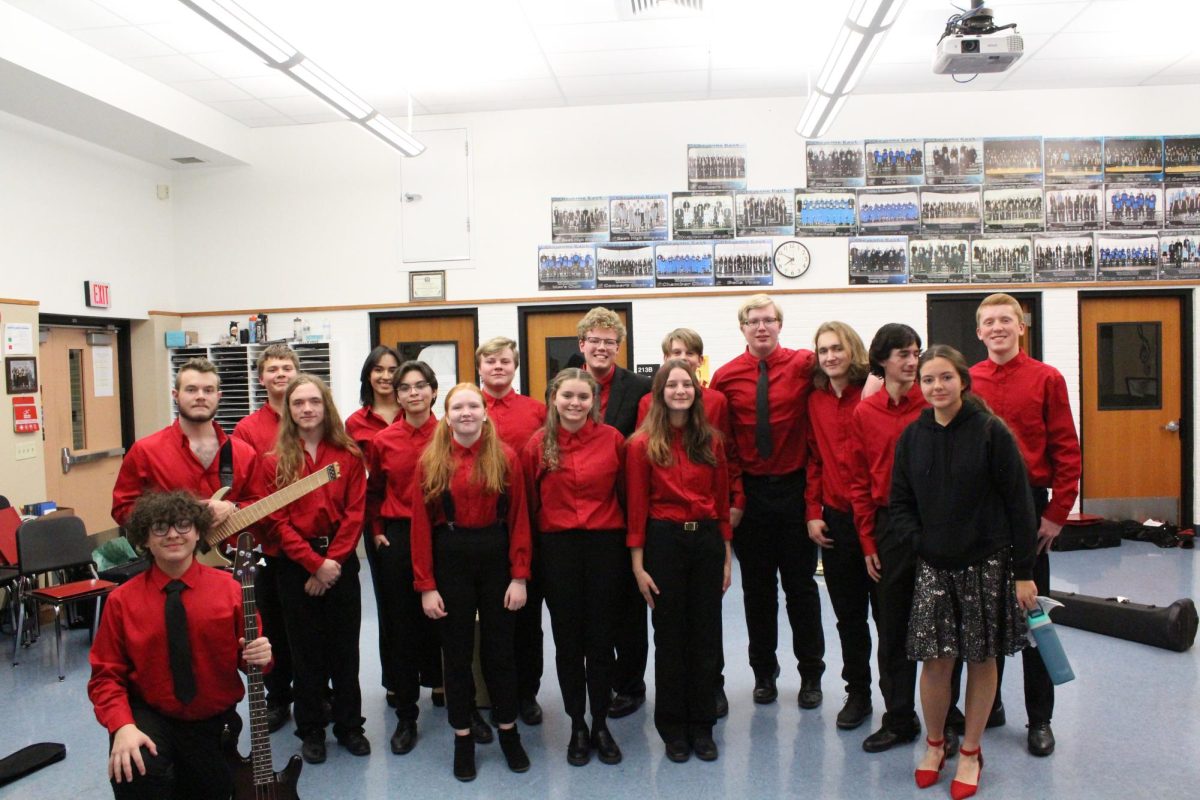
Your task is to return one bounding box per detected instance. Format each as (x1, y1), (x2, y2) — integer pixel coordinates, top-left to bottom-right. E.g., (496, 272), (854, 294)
(0, 299), (46, 509)
(130, 314), (180, 438)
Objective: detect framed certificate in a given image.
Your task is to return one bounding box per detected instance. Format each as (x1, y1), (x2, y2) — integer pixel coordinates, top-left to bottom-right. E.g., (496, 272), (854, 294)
(409, 270), (446, 302)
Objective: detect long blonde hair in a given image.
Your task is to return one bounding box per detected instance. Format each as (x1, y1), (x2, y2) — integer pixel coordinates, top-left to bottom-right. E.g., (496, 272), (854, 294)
(538, 369), (601, 472)
(274, 374), (360, 488)
(420, 383), (509, 502)
(635, 359), (717, 468)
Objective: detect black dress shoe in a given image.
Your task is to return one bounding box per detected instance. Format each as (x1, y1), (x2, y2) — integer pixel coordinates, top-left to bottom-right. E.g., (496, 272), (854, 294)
(862, 724), (920, 753)
(390, 719), (417, 755)
(715, 687), (729, 719)
(987, 701), (1007, 729)
(266, 704), (291, 734)
(337, 730), (371, 756)
(431, 689), (446, 707)
(608, 692), (645, 719)
(301, 733), (326, 764)
(592, 726), (622, 765)
(453, 734), (476, 782)
(519, 697), (543, 726)
(567, 726), (591, 766)
(470, 709), (493, 744)
(664, 739), (691, 763)
(752, 666), (780, 705)
(386, 690), (397, 709)
(691, 735), (719, 762)
(798, 677), (823, 709)
(498, 727), (530, 773)
(836, 693), (873, 730)
(945, 705), (966, 736)
(1027, 722), (1055, 756)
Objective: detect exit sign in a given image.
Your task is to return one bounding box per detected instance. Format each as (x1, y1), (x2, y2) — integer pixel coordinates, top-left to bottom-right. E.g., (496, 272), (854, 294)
(85, 281), (111, 308)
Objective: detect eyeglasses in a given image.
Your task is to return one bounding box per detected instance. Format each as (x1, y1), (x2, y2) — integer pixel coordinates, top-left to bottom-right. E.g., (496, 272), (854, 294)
(584, 337), (619, 348)
(743, 317), (780, 328)
(149, 519), (195, 537)
(397, 381), (431, 393)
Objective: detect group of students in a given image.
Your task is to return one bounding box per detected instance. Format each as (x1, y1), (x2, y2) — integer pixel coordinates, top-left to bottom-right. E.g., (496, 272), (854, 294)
(89, 293), (1079, 800)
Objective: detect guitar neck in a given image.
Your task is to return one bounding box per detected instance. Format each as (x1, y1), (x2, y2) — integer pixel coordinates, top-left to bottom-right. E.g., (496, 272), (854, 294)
(208, 466), (335, 546)
(240, 586), (275, 784)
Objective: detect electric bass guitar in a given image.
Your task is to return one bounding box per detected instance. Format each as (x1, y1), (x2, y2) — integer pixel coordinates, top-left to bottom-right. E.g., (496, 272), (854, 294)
(227, 532), (303, 799)
(197, 463), (342, 567)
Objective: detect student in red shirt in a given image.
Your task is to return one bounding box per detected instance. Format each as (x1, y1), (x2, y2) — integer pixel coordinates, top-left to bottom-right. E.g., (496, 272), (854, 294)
(628, 359), (732, 763)
(969, 293), (1081, 757)
(477, 336), (548, 726)
(90, 490), (272, 800)
(805, 321), (878, 731)
(232, 344), (299, 454)
(261, 375), (369, 765)
(521, 368), (626, 767)
(412, 383), (533, 782)
(365, 360), (445, 756)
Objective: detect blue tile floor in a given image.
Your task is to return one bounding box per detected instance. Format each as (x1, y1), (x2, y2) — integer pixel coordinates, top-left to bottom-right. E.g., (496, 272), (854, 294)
(1, 540), (1196, 799)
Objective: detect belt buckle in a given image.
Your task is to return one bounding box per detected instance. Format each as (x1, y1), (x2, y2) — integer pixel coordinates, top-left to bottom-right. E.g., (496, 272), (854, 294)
(683, 521), (699, 532)
(312, 536), (330, 550)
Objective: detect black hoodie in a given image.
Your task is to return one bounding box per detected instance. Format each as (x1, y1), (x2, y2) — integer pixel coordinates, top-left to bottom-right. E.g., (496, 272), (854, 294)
(888, 400), (1038, 580)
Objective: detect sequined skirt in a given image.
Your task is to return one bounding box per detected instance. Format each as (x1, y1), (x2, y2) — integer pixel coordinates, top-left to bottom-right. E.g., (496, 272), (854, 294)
(906, 549), (1028, 662)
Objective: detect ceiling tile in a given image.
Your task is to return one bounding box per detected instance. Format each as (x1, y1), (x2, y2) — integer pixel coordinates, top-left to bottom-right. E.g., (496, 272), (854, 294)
(411, 78), (565, 108)
(997, 56), (1176, 90)
(1157, 52), (1200, 77)
(172, 78), (254, 104)
(286, 112), (353, 124)
(188, 49), (279, 79)
(533, 18), (711, 53)
(92, 0), (194, 25)
(420, 96), (569, 115)
(125, 54), (217, 83)
(5, 0), (126, 30)
(1140, 74), (1200, 86)
(228, 73), (309, 99)
(1037, 30), (1183, 59)
(709, 68), (806, 93)
(208, 98), (291, 124)
(139, 20), (238, 54)
(558, 69), (709, 97)
(518, 0), (621, 25)
(264, 94), (341, 117)
(548, 45), (709, 76)
(563, 90), (710, 106)
(70, 24), (176, 58)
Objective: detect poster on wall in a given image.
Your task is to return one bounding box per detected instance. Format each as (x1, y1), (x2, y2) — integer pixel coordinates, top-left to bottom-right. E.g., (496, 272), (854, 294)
(806, 140), (865, 188)
(1096, 233), (1159, 280)
(537, 244), (596, 291)
(688, 144), (746, 191)
(1164, 136), (1200, 183)
(1104, 184), (1164, 229)
(849, 236), (908, 285)
(654, 242), (715, 287)
(983, 137), (1043, 184)
(1044, 137), (1104, 184)
(908, 237), (970, 284)
(924, 138), (983, 185)
(919, 186), (981, 234)
(1164, 185), (1200, 228)
(864, 138), (925, 186)
(970, 235), (1032, 283)
(735, 190), (794, 236)
(795, 189), (857, 237)
(671, 191), (734, 239)
(609, 194), (669, 242)
(1033, 234), (1095, 282)
(982, 185), (1044, 233)
(596, 243), (655, 289)
(1104, 136), (1163, 183)
(551, 197), (609, 243)
(857, 188), (921, 235)
(1159, 231), (1200, 279)
(1044, 185), (1102, 231)
(714, 239), (773, 286)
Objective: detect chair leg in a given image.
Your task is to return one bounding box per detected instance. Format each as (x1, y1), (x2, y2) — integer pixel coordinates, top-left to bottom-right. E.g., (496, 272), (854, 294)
(54, 604), (64, 681)
(90, 596), (103, 643)
(12, 582), (25, 666)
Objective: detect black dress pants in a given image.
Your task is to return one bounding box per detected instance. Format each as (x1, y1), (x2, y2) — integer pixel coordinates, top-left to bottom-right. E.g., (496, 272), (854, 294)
(362, 528), (393, 693)
(110, 700), (239, 800)
(433, 525), (518, 731)
(821, 506), (880, 697)
(644, 520), (724, 743)
(540, 530), (625, 724)
(257, 556), (293, 710)
(611, 562), (649, 698)
(513, 542), (544, 702)
(378, 519), (443, 721)
(732, 471), (825, 681)
(874, 508), (919, 732)
(276, 554), (364, 739)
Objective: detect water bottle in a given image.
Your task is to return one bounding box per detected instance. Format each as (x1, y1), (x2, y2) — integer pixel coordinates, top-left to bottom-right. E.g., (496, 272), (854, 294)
(1027, 606), (1075, 685)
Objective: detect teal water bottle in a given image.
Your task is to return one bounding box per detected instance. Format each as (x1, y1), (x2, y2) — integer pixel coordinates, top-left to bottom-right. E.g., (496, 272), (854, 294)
(1027, 606), (1075, 685)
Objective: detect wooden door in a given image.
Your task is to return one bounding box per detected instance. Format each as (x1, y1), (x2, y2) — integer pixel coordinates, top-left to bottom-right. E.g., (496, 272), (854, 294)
(377, 314), (477, 415)
(40, 327), (124, 532)
(1080, 295), (1183, 523)
(522, 308), (631, 404)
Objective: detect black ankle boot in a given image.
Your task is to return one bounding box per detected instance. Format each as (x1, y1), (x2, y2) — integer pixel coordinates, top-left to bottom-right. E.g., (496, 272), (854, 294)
(498, 726), (530, 773)
(453, 733), (476, 782)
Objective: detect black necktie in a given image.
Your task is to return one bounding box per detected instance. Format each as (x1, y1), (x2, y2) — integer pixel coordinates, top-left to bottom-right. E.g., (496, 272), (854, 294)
(164, 580), (197, 705)
(755, 359), (774, 459)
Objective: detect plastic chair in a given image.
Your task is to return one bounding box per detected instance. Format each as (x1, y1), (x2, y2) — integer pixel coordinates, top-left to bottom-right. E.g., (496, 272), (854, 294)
(11, 516), (117, 680)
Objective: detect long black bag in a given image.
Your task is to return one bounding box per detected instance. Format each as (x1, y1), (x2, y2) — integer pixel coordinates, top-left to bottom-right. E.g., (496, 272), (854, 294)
(1048, 590), (1198, 652)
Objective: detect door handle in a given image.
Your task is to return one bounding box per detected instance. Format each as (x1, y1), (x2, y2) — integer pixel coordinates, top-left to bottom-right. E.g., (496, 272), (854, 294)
(1163, 419), (1181, 433)
(61, 446), (126, 474)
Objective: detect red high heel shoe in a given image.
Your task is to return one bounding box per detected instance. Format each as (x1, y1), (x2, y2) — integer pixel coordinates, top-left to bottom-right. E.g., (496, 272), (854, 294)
(950, 746), (984, 800)
(914, 737), (947, 788)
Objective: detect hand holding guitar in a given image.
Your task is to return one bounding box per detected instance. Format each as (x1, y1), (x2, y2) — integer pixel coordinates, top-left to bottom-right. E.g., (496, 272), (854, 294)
(239, 636), (272, 668)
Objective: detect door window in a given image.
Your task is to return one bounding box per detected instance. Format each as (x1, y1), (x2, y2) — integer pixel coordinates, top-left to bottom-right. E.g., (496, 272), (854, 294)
(1097, 322), (1161, 410)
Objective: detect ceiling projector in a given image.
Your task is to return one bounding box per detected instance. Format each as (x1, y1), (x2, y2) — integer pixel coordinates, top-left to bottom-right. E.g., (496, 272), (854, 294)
(933, 3), (1023, 75)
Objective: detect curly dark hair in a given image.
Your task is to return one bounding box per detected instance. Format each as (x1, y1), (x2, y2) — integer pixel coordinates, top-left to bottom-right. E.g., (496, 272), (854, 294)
(125, 491), (212, 551)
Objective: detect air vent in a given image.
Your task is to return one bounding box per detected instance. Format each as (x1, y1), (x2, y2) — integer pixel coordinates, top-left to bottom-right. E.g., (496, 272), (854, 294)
(617, 0), (703, 20)
(171, 156), (207, 164)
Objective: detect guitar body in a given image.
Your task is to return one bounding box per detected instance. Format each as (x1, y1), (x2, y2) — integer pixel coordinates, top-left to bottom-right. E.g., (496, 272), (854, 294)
(226, 748), (303, 800)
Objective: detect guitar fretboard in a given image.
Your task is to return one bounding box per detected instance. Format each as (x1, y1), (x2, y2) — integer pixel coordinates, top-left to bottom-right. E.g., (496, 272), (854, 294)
(239, 567), (274, 786)
(208, 464), (338, 548)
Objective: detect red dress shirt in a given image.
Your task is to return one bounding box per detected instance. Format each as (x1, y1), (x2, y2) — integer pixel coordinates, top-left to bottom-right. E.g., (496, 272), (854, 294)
(806, 382), (865, 520)
(112, 420), (258, 528)
(625, 430), (732, 547)
(970, 352), (1082, 525)
(89, 560), (254, 733)
(710, 345), (816, 477)
(260, 442), (366, 574)
(485, 390), (548, 454)
(345, 405), (395, 461)
(232, 403), (281, 456)
(410, 439), (532, 592)
(366, 415), (439, 535)
(848, 382), (927, 556)
(520, 419), (626, 532)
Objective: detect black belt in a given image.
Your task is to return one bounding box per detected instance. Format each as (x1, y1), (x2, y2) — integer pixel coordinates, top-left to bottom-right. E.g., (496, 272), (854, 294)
(744, 468), (804, 484)
(308, 536), (331, 555)
(650, 519), (717, 533)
